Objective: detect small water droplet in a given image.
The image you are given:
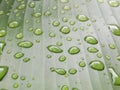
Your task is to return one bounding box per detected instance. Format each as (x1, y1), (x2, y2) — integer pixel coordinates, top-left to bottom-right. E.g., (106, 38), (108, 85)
(23, 58), (30, 62)
(20, 76), (26, 80)
(84, 35), (98, 45)
(27, 83), (32, 88)
(62, 17), (68, 22)
(66, 37), (72, 41)
(33, 28), (43, 36)
(87, 47), (99, 53)
(50, 67), (66, 75)
(8, 21), (19, 28)
(44, 11), (51, 16)
(16, 33), (23, 39)
(63, 6), (71, 10)
(56, 41), (63, 46)
(68, 46), (80, 55)
(61, 85), (69, 90)
(76, 14), (89, 22)
(89, 60), (104, 71)
(32, 12), (41, 18)
(0, 41), (6, 55)
(14, 52), (24, 59)
(68, 68), (77, 75)
(52, 20), (60, 27)
(17, 4), (25, 10)
(61, 0), (69, 3)
(97, 53), (102, 58)
(11, 73), (19, 80)
(0, 11), (4, 15)
(60, 26), (70, 34)
(49, 32), (56, 37)
(58, 55), (66, 62)
(108, 24), (120, 36)
(46, 54), (52, 59)
(109, 44), (116, 49)
(72, 88), (78, 90)
(28, 2), (35, 8)
(79, 61), (86, 67)
(108, 0), (120, 7)
(47, 45), (63, 53)
(18, 41), (33, 48)
(0, 30), (7, 37)
(13, 83), (19, 88)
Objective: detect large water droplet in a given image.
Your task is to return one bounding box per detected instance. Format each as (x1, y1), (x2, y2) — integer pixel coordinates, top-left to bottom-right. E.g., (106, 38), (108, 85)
(68, 46), (80, 55)
(60, 26), (70, 34)
(61, 85), (69, 90)
(8, 21), (19, 28)
(76, 14), (89, 22)
(47, 45), (63, 53)
(84, 35), (98, 45)
(109, 67), (120, 86)
(89, 60), (104, 71)
(108, 24), (120, 36)
(68, 68), (77, 75)
(17, 41), (33, 48)
(0, 41), (6, 55)
(108, 0), (120, 7)
(0, 66), (9, 81)
(50, 67), (66, 75)
(87, 47), (99, 53)
(0, 30), (6, 37)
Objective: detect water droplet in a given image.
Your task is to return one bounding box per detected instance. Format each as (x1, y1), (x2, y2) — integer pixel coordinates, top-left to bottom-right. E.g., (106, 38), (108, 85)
(49, 32), (56, 37)
(63, 6), (71, 10)
(0, 11), (4, 15)
(105, 55), (111, 60)
(61, 85), (69, 90)
(89, 60), (104, 71)
(8, 21), (19, 28)
(109, 67), (120, 86)
(32, 12), (41, 18)
(79, 61), (86, 67)
(76, 14), (89, 22)
(108, 0), (120, 7)
(72, 88), (78, 90)
(61, 0), (69, 3)
(33, 28), (43, 36)
(0, 66), (8, 81)
(23, 58), (30, 62)
(14, 52), (24, 59)
(17, 41), (33, 48)
(46, 54), (52, 59)
(84, 35), (98, 45)
(27, 83), (32, 88)
(20, 76), (26, 80)
(0, 41), (6, 55)
(87, 47), (99, 53)
(97, 53), (102, 58)
(68, 46), (80, 55)
(62, 17), (68, 22)
(69, 21), (75, 25)
(60, 26), (70, 34)
(28, 2), (35, 8)
(68, 68), (77, 75)
(0, 30), (7, 37)
(13, 83), (19, 88)
(18, 4), (25, 10)
(11, 73), (18, 80)
(52, 20), (60, 27)
(97, 0), (104, 3)
(16, 33), (23, 39)
(50, 67), (66, 75)
(47, 45), (63, 53)
(44, 11), (51, 16)
(108, 24), (120, 36)
(56, 41), (63, 46)
(109, 44), (116, 49)
(117, 55), (120, 61)
(58, 55), (66, 62)
(66, 37), (72, 41)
